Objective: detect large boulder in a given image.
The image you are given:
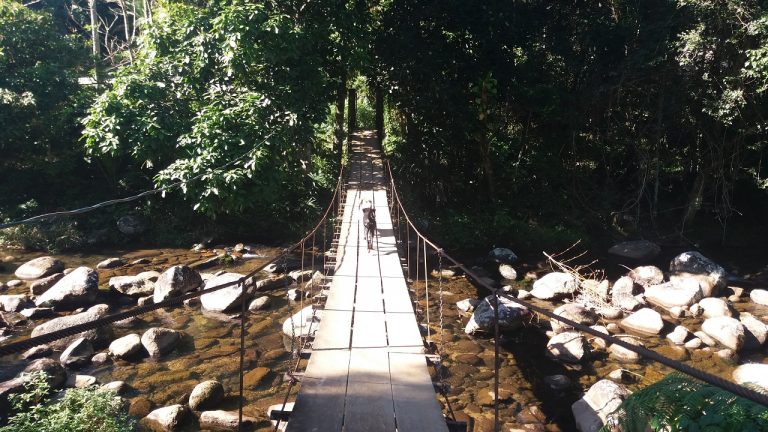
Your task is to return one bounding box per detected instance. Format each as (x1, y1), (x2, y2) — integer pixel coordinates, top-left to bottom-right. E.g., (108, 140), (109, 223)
(20, 307), (54, 320)
(488, 247), (517, 264)
(30, 306), (112, 349)
(464, 295), (530, 335)
(610, 276), (637, 308)
(546, 331), (589, 363)
(669, 251), (726, 296)
(22, 345), (52, 360)
(253, 275), (295, 292)
(530, 272), (578, 300)
(302, 271), (326, 291)
(153, 266), (203, 303)
(550, 304), (598, 334)
(288, 269), (314, 283)
(628, 266), (664, 287)
(15, 256), (64, 280)
(498, 264), (517, 281)
(29, 273), (64, 295)
(142, 404), (189, 431)
(750, 289), (768, 306)
(456, 298), (479, 313)
(644, 279), (703, 309)
(572, 379), (630, 432)
(34, 267), (98, 310)
(701, 316), (745, 351)
(732, 364), (768, 391)
(201, 273), (248, 312)
(0, 294), (33, 312)
(282, 305), (321, 338)
(117, 215), (147, 236)
(24, 358), (67, 389)
(249, 296), (272, 311)
(199, 411), (257, 431)
(141, 327), (181, 358)
(109, 275), (155, 297)
(59, 337), (93, 368)
(740, 315), (767, 350)
(109, 333), (143, 359)
(698, 297), (731, 318)
(96, 258), (124, 269)
(608, 240), (660, 261)
(666, 326), (690, 345)
(189, 380), (225, 411)
(609, 335), (644, 362)
(620, 308), (664, 336)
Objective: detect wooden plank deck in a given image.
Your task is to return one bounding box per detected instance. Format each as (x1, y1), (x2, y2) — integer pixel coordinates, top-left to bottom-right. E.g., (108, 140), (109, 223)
(285, 133), (448, 432)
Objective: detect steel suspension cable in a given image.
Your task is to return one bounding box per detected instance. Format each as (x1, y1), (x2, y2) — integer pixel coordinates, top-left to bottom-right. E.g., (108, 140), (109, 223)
(0, 131), (276, 230)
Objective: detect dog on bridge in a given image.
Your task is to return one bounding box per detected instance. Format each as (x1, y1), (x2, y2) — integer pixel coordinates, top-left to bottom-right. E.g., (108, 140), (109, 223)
(360, 197), (377, 251)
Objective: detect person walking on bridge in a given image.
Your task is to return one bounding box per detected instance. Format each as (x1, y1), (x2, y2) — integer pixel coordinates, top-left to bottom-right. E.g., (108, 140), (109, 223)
(360, 197), (376, 252)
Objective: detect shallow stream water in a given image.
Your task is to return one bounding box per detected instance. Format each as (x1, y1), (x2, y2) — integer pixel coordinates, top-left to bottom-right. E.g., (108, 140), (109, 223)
(1, 245), (767, 431)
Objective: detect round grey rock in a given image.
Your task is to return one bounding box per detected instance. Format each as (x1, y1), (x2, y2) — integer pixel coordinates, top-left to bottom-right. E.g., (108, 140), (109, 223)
(109, 333), (143, 359)
(15, 257), (64, 280)
(189, 380), (225, 411)
(141, 327), (181, 358)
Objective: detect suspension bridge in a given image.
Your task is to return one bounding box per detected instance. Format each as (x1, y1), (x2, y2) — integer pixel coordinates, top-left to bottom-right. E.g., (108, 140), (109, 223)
(280, 132), (448, 431)
(1, 130), (767, 431)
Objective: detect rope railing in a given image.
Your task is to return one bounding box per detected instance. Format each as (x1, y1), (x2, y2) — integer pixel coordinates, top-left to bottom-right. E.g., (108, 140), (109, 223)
(0, 157), (347, 431)
(383, 159), (768, 432)
(270, 144), (358, 432)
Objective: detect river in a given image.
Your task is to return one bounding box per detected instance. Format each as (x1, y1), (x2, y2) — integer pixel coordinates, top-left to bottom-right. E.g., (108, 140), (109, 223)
(1, 245), (766, 431)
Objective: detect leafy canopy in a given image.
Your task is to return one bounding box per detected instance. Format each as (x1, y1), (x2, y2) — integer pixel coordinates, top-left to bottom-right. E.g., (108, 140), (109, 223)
(82, 0), (342, 225)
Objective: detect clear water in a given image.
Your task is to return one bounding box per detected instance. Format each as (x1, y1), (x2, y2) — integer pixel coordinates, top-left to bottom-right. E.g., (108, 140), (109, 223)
(1, 246), (767, 431)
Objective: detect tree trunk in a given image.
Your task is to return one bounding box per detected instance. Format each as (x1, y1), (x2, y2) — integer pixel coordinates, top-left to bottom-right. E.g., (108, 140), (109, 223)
(479, 80), (495, 203)
(118, 0), (134, 64)
(682, 170), (705, 230)
(347, 88), (357, 133)
(89, 0), (102, 87)
(142, 0), (152, 22)
(375, 85), (385, 146)
(334, 72), (346, 155)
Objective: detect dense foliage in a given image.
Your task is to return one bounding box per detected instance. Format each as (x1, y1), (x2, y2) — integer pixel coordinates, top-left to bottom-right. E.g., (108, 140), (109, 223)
(2, 0), (768, 253)
(375, 0), (768, 251)
(81, 0), (370, 234)
(0, 1), (92, 212)
(0, 371), (137, 432)
(604, 373), (768, 432)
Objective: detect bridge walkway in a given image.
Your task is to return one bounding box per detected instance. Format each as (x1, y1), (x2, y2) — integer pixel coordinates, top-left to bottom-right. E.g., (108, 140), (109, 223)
(285, 132), (448, 432)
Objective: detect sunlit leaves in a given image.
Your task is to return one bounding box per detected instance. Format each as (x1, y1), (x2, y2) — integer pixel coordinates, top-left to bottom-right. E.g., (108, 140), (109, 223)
(82, 0), (341, 227)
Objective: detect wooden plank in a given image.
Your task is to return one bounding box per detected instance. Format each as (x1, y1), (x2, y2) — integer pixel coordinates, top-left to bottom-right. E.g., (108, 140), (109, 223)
(351, 311), (387, 348)
(347, 347), (391, 384)
(286, 350), (349, 432)
(385, 312), (424, 353)
(343, 381), (395, 432)
(312, 309), (351, 350)
(389, 352), (449, 432)
(381, 276), (413, 314)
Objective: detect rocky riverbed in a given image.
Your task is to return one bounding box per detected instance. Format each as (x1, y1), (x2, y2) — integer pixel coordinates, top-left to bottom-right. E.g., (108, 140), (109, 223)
(0, 243), (767, 432)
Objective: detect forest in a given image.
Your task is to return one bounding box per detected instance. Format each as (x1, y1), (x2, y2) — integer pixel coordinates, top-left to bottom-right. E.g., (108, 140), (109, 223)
(2, 0), (768, 253)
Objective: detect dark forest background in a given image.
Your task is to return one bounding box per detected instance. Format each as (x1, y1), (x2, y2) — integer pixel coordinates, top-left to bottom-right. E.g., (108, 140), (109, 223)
(2, 0), (767, 254)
